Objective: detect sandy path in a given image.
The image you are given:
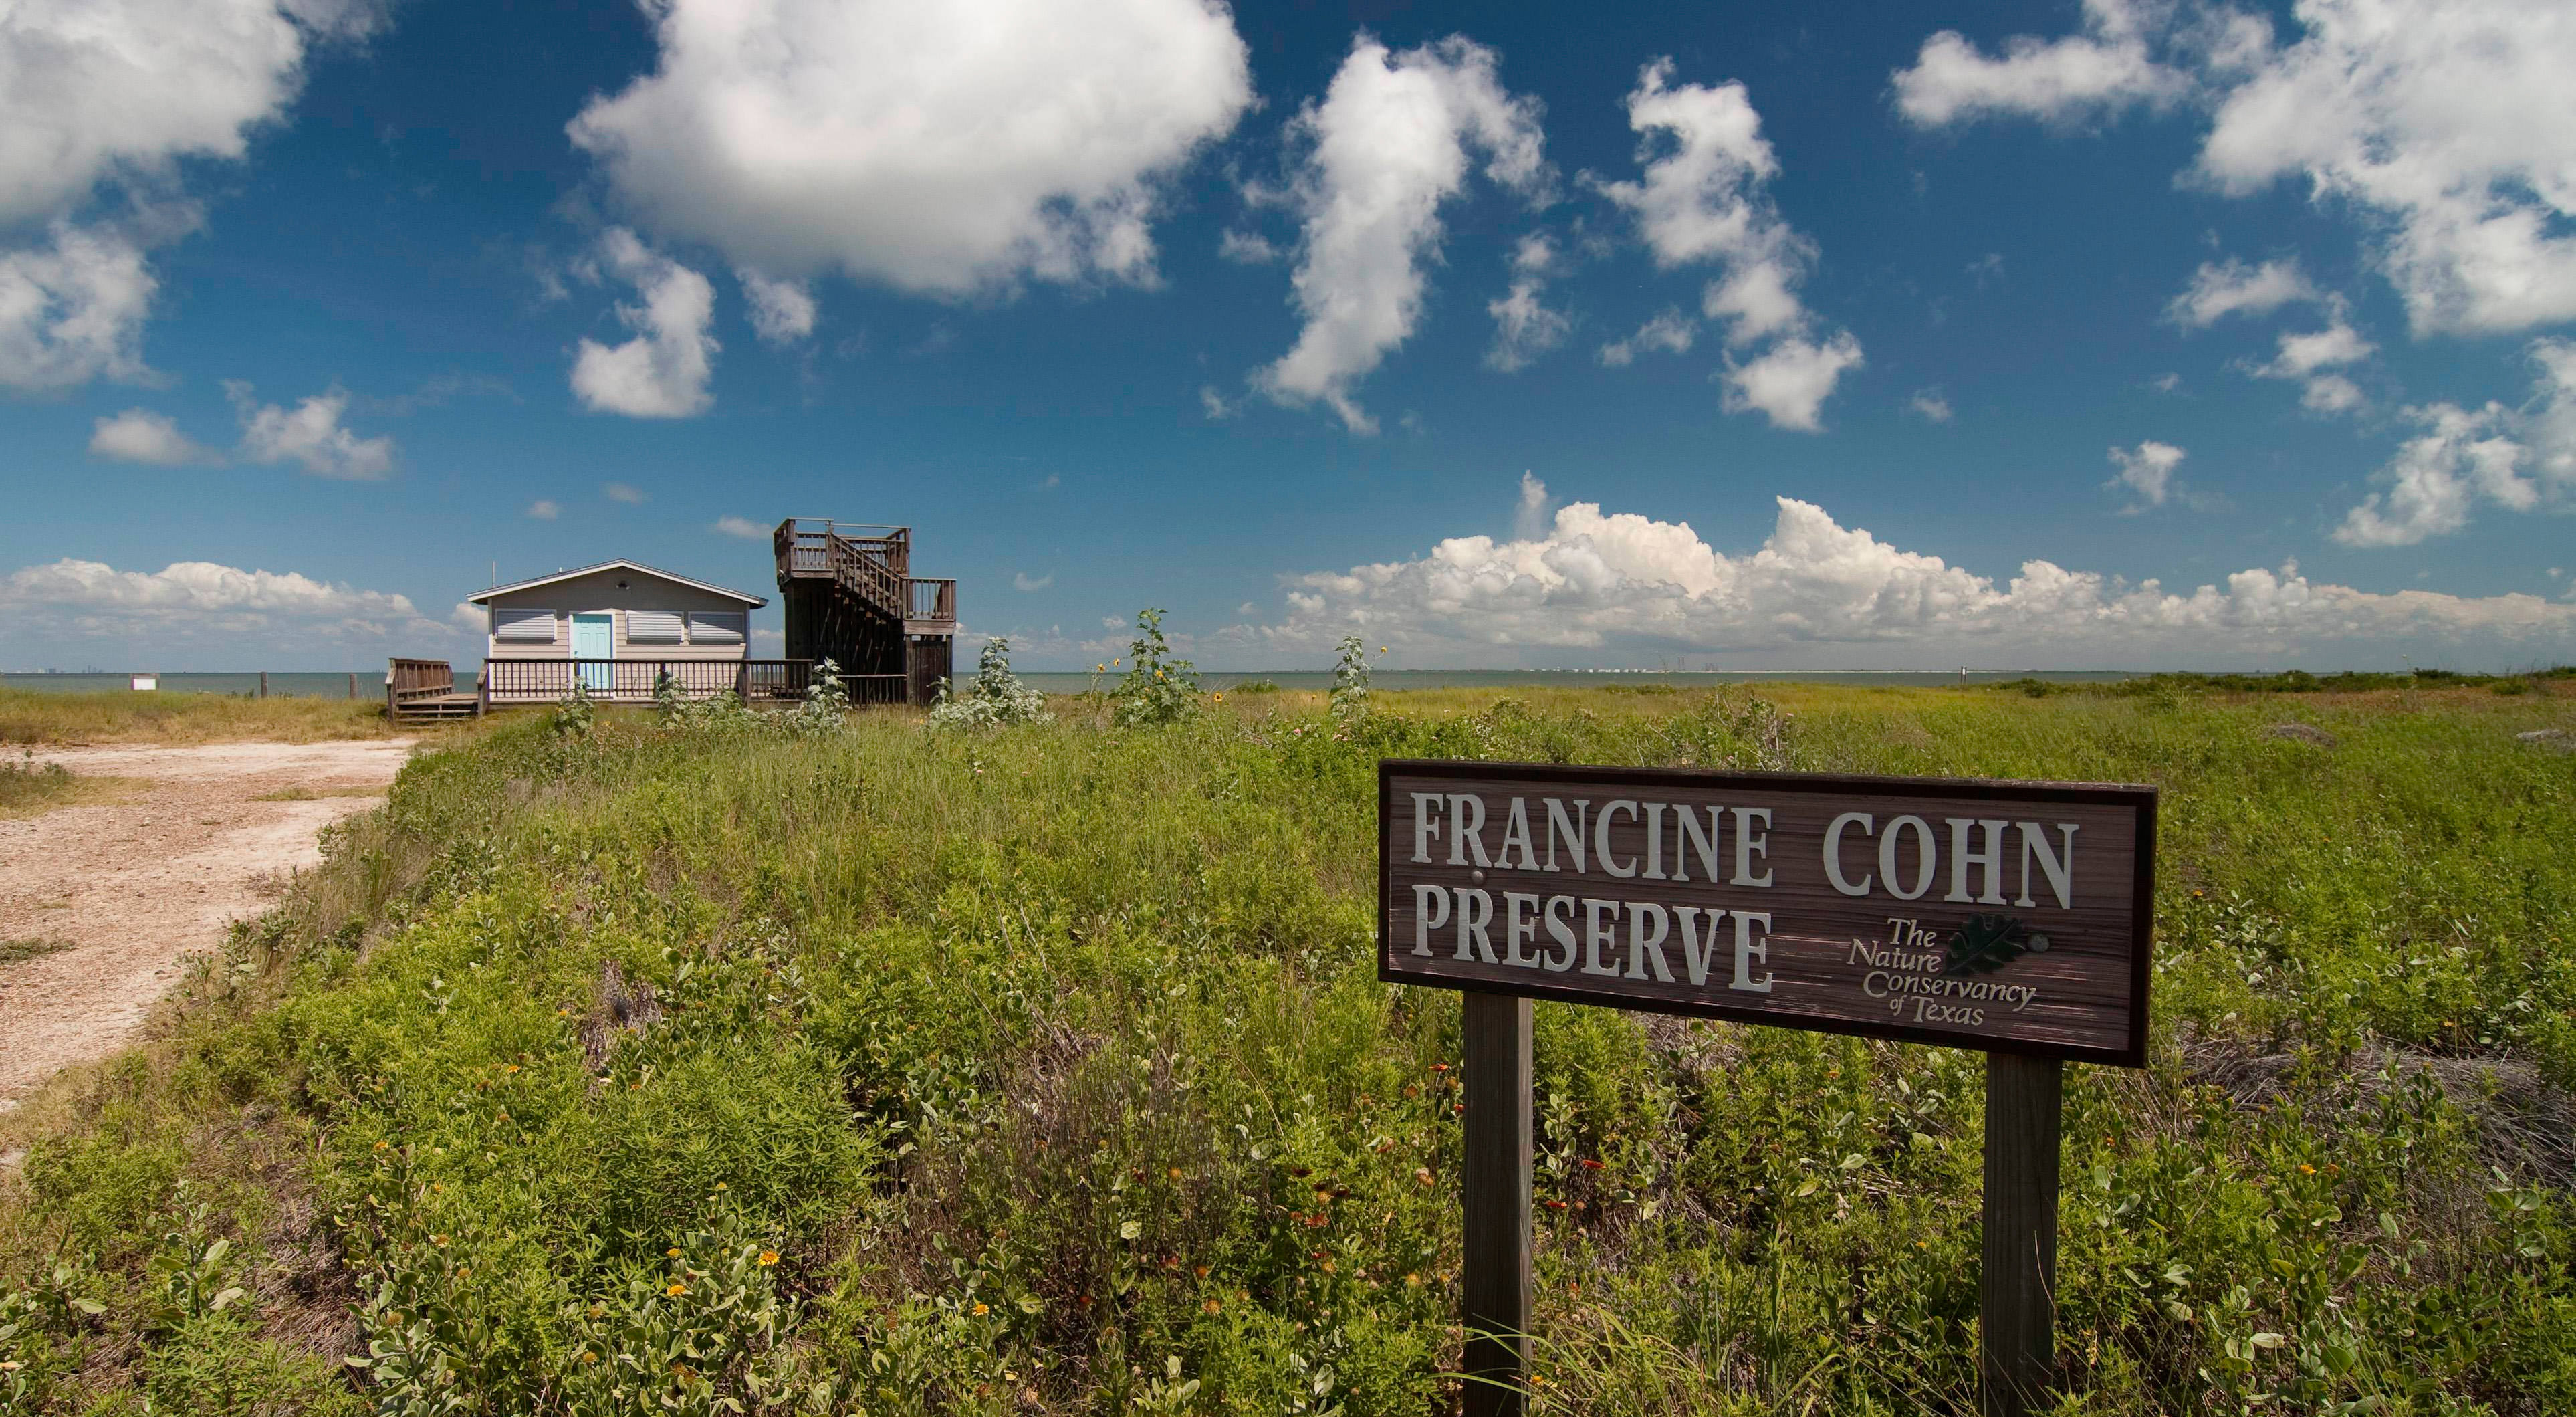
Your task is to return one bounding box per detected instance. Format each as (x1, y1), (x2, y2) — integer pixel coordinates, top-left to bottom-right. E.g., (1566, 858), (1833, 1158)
(0, 739), (416, 1109)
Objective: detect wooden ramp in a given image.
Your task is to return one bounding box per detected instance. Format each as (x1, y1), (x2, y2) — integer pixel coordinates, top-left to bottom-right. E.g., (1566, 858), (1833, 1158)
(388, 658), (483, 722)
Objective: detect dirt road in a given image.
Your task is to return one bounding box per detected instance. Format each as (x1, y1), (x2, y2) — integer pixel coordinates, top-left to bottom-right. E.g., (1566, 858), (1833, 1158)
(0, 739), (415, 1109)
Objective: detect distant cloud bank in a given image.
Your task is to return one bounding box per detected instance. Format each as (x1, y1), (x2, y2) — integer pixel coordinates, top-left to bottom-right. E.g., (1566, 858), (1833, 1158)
(1234, 477), (2576, 669)
(1, 554), (443, 659)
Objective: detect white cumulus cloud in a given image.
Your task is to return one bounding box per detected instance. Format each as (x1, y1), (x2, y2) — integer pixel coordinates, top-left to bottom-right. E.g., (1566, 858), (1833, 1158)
(1907, 389), (1954, 423)
(2258, 315), (2374, 378)
(1597, 308), (1694, 367)
(1724, 333), (1865, 433)
(526, 499), (560, 520)
(570, 228), (718, 419)
(2165, 257), (2377, 413)
(2248, 304), (2377, 413)
(226, 381), (394, 479)
(1240, 480), (2576, 669)
(711, 514), (768, 539)
(0, 554), (439, 652)
(2300, 374), (2365, 415)
(1892, 0), (2191, 128)
(1901, 1), (2576, 340)
(2334, 339), (2576, 546)
(1217, 228), (1279, 265)
(1254, 35), (1549, 433)
(0, 221), (157, 389)
(2105, 439), (2186, 510)
(88, 407), (209, 465)
(1485, 234), (1568, 373)
(1595, 60), (1860, 429)
(2165, 257), (2318, 328)
(0, 0), (381, 391)
(566, 0), (1251, 296)
(2196, 0), (2576, 336)
(737, 269), (815, 344)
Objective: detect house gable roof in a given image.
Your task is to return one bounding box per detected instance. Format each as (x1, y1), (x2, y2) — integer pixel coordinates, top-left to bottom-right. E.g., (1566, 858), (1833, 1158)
(467, 560), (768, 608)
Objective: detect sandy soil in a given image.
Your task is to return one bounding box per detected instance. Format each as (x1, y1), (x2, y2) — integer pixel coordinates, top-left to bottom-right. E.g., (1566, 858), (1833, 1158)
(0, 739), (415, 1110)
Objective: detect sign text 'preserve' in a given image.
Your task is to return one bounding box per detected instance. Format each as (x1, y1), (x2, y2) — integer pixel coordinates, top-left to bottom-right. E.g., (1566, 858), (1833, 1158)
(1377, 761), (2157, 1066)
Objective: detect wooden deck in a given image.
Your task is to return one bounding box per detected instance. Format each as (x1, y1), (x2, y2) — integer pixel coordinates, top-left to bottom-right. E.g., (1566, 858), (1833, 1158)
(480, 658), (903, 706)
(389, 658), (481, 722)
(388, 658), (903, 720)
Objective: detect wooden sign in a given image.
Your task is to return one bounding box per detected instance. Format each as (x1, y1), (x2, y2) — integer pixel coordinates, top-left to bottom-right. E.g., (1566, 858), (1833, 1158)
(1380, 758), (2159, 1417)
(1379, 760), (2156, 1067)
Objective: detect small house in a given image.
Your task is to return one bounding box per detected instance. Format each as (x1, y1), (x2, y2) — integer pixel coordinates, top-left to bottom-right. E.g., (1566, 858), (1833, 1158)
(467, 560), (774, 704)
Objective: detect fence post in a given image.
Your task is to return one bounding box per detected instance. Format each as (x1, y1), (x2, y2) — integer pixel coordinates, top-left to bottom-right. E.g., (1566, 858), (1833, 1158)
(259, 671), (268, 699)
(1461, 992), (1533, 1417)
(347, 671), (356, 700)
(1980, 1053), (2065, 1417)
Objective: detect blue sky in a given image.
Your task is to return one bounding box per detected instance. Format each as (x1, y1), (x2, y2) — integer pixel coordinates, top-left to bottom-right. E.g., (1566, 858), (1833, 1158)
(4, 0), (2573, 671)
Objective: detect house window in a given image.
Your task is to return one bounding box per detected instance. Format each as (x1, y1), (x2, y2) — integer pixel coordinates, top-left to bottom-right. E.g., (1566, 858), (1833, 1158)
(688, 611), (746, 645)
(493, 608), (556, 643)
(626, 611), (685, 644)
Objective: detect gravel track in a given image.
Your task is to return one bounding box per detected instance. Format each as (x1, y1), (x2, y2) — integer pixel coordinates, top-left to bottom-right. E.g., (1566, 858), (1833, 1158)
(0, 739), (415, 1109)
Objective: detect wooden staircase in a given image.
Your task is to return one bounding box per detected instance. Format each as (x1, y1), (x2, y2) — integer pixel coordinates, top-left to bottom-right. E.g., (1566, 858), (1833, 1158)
(773, 520), (957, 705)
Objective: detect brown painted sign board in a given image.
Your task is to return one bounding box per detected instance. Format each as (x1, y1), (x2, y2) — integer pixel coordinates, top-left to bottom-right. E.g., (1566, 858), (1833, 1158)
(1378, 760), (2157, 1067)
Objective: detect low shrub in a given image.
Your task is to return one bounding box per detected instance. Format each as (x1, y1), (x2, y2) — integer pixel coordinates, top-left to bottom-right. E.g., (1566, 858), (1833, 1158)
(928, 637), (1052, 730)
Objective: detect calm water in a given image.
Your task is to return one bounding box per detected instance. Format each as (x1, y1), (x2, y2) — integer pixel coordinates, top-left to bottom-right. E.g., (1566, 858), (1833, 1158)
(3, 668), (2145, 699)
(1, 671), (378, 697)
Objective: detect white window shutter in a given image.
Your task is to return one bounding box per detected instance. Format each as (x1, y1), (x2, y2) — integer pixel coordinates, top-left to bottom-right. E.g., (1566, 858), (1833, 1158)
(493, 608), (556, 643)
(627, 611), (685, 643)
(688, 611), (745, 645)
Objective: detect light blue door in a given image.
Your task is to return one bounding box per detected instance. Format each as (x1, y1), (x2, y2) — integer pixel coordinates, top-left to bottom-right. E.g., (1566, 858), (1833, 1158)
(571, 613), (613, 691)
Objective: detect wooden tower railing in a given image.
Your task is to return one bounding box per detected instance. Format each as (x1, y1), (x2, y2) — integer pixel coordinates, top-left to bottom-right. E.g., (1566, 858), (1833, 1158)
(774, 517), (957, 705)
(774, 519), (956, 634)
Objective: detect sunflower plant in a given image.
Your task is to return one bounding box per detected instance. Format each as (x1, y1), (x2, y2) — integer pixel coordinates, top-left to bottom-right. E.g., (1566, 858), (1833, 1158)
(1110, 608), (1201, 727)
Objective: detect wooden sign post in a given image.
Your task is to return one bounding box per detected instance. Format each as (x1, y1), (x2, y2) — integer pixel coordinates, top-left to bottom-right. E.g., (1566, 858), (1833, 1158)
(1377, 761), (2155, 1417)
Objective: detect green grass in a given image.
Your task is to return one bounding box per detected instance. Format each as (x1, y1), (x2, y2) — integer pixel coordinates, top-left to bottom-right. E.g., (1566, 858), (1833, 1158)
(0, 938), (76, 967)
(248, 785), (389, 802)
(0, 751), (143, 819)
(0, 687), (417, 746)
(1, 682), (2571, 1415)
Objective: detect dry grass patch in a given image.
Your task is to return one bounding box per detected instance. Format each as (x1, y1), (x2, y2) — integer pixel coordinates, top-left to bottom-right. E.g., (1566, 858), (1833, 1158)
(247, 785), (387, 802)
(0, 937), (77, 967)
(0, 687), (419, 746)
(0, 752), (146, 818)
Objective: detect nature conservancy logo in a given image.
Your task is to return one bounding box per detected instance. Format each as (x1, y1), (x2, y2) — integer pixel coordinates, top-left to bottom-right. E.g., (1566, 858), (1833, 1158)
(1851, 915), (2050, 1028)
